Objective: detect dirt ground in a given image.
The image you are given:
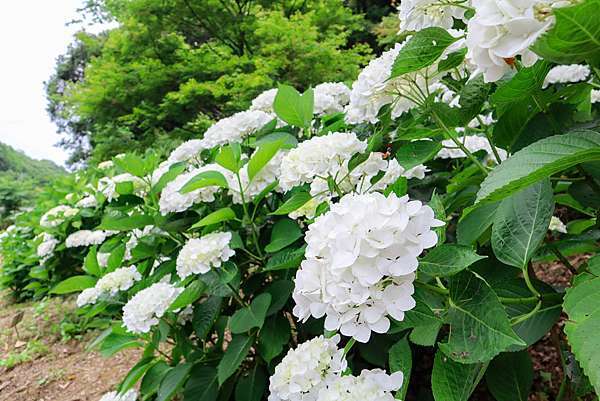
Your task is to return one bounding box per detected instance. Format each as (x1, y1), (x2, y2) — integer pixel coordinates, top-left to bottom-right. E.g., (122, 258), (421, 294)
(0, 294), (141, 401)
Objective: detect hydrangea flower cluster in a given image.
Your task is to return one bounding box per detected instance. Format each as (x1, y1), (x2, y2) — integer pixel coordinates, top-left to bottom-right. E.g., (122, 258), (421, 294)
(122, 282), (183, 333)
(399, 0), (468, 31)
(201, 110), (273, 149)
(313, 369), (403, 401)
(77, 266), (143, 307)
(40, 205), (79, 228)
(37, 233), (59, 259)
(176, 232), (235, 279)
(466, 0), (566, 82)
(268, 335), (402, 401)
(267, 335), (347, 401)
(436, 135), (508, 161)
(159, 164), (230, 214)
(97, 160), (114, 170)
(65, 230), (116, 248)
(543, 64), (590, 87)
(293, 192), (444, 342)
(76, 195), (98, 208)
(98, 389), (137, 401)
(98, 173), (146, 202)
(96, 266), (142, 295)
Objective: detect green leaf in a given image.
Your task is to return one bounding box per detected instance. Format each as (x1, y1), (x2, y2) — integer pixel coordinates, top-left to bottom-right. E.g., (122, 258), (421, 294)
(84, 247), (101, 277)
(248, 139), (284, 182)
(389, 337), (412, 400)
(264, 245), (306, 271)
(119, 357), (156, 393)
(107, 243), (126, 272)
(100, 332), (142, 357)
(230, 293), (272, 334)
(141, 361), (170, 399)
(457, 202), (499, 245)
(456, 74), (491, 124)
(439, 271), (525, 363)
(437, 48), (467, 73)
(151, 162), (187, 195)
(391, 27), (458, 77)
(270, 191), (312, 215)
(183, 365), (218, 401)
(563, 276), (600, 393)
(419, 244), (486, 277)
(99, 213), (154, 231)
(50, 275), (97, 294)
(476, 130), (600, 204)
(217, 334), (254, 385)
(191, 208), (236, 229)
(258, 315), (290, 363)
(491, 61), (550, 115)
(114, 153), (148, 177)
(485, 351), (533, 401)
(235, 364), (267, 401)
(168, 280), (206, 312)
(192, 297), (222, 341)
(431, 349), (488, 401)
(265, 219), (303, 253)
(156, 363), (193, 401)
(215, 143), (242, 173)
(180, 171), (229, 194)
(396, 140), (441, 169)
(532, 0), (600, 64)
(491, 180), (554, 268)
(273, 85), (314, 128)
(264, 280), (294, 315)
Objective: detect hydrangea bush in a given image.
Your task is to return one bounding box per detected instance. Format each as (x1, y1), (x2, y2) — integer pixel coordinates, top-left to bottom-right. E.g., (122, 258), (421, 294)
(4, 0), (600, 399)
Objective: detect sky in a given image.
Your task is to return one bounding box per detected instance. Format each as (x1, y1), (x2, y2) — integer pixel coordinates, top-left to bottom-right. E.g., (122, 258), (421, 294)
(0, 1), (111, 166)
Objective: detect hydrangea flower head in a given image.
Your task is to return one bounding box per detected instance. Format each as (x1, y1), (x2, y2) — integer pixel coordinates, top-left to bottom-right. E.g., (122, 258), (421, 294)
(122, 282), (183, 333)
(293, 192), (444, 342)
(176, 232), (235, 279)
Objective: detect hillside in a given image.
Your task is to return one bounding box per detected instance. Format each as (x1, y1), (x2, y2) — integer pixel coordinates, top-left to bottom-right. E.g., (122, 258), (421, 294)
(0, 142), (64, 221)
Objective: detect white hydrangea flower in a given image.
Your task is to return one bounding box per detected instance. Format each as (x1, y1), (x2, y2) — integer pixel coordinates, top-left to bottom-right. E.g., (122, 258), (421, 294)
(65, 230), (112, 248)
(96, 266), (142, 295)
(345, 39), (450, 124)
(122, 282), (183, 334)
(466, 0), (566, 82)
(37, 233), (59, 258)
(314, 369), (403, 401)
(159, 164), (230, 214)
(279, 132), (367, 191)
(549, 216), (568, 233)
(40, 205), (79, 228)
(98, 252), (110, 268)
(293, 192), (444, 342)
(98, 160), (114, 170)
(98, 389), (138, 401)
(429, 82), (461, 108)
(543, 64), (590, 87)
(250, 88), (278, 113)
(76, 195), (98, 208)
(592, 89), (600, 104)
(201, 110), (273, 149)
(436, 135), (508, 160)
(176, 232), (235, 279)
(399, 0), (468, 31)
(65, 193), (76, 202)
(77, 287), (101, 307)
(268, 335), (347, 401)
(313, 82), (351, 116)
(167, 139), (205, 163)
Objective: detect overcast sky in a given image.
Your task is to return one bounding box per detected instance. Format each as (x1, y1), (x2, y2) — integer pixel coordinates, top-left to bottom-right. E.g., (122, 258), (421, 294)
(0, 1), (111, 166)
